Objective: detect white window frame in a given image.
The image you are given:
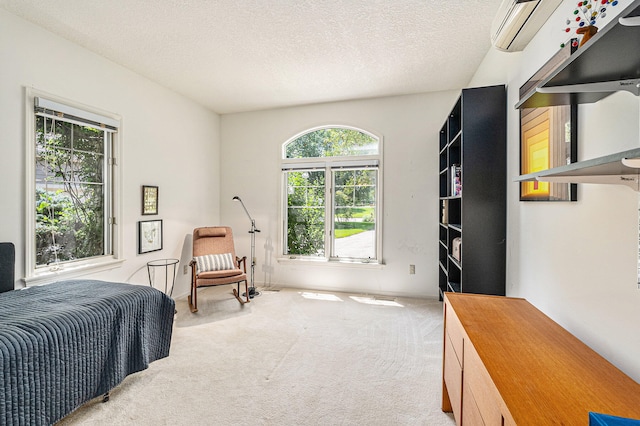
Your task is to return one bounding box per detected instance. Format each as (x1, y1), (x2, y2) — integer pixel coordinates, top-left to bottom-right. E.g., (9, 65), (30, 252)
(24, 88), (124, 285)
(280, 125), (383, 265)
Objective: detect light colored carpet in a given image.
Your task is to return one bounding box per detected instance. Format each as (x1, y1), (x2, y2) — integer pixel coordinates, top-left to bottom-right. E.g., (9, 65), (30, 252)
(59, 286), (456, 425)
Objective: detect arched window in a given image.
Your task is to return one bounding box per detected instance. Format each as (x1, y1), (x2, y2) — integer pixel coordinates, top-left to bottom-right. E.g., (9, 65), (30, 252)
(281, 126), (382, 263)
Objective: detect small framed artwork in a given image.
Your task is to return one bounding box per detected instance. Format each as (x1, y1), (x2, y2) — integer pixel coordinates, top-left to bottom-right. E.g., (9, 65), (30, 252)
(138, 219), (163, 254)
(142, 185), (158, 215)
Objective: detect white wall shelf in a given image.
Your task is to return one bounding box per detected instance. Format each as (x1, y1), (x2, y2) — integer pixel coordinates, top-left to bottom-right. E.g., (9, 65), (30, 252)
(515, 148), (640, 191)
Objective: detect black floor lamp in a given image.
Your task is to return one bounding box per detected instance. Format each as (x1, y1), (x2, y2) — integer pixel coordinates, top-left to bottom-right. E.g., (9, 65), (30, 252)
(233, 196), (260, 298)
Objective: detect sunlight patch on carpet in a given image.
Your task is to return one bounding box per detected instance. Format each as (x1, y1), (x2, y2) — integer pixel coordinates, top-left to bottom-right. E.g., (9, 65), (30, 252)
(350, 295), (404, 307)
(299, 291), (343, 302)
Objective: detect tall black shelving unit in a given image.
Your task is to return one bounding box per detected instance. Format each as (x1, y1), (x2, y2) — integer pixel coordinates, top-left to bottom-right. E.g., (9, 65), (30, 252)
(438, 85), (507, 299)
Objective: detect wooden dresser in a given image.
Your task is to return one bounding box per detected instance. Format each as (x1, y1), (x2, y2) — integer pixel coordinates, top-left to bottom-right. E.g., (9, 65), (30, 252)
(442, 293), (640, 425)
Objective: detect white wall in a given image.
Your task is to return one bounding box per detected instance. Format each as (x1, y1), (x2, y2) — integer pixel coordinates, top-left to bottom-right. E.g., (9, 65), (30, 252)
(470, 1), (640, 382)
(220, 92), (459, 298)
(0, 9), (221, 297)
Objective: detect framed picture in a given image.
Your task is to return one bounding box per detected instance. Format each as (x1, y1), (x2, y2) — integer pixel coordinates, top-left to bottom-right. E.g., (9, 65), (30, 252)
(138, 219), (163, 254)
(142, 185), (158, 215)
(520, 104), (577, 201)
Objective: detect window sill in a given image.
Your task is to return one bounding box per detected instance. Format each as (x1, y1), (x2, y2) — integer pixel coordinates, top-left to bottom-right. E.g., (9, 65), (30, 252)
(23, 257), (126, 287)
(277, 257), (385, 269)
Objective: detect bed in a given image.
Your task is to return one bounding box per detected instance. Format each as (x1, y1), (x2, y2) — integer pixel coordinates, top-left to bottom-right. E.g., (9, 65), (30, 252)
(0, 278), (175, 425)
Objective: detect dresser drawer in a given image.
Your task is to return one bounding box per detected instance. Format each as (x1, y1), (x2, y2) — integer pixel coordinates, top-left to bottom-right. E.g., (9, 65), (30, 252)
(445, 301), (464, 367)
(463, 379), (486, 426)
(444, 330), (463, 424)
(464, 342), (502, 426)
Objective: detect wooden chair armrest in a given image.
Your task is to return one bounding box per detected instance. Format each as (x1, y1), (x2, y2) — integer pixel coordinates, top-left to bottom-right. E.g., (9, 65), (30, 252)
(236, 256), (247, 273)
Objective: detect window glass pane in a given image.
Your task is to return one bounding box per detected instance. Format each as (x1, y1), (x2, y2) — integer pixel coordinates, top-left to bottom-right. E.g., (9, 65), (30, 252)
(285, 128), (378, 158)
(35, 116), (107, 267)
(36, 147), (71, 183)
(286, 170), (325, 256)
(72, 151), (104, 183)
(36, 117), (72, 149)
(35, 186), (105, 265)
(74, 125), (104, 153)
(333, 169), (376, 259)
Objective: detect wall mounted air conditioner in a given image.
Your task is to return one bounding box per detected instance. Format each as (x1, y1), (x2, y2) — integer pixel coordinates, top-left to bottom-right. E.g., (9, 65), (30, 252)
(491, 0), (563, 52)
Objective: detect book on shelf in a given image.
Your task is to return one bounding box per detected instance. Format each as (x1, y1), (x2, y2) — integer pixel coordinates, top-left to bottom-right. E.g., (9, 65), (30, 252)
(451, 164), (462, 196)
(441, 200), (448, 224)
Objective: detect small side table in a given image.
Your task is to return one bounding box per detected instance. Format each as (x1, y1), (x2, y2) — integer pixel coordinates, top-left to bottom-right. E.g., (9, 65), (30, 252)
(147, 258), (179, 297)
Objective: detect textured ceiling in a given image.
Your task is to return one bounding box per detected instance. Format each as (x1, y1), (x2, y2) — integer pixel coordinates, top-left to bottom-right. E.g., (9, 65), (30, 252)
(0, 0), (504, 114)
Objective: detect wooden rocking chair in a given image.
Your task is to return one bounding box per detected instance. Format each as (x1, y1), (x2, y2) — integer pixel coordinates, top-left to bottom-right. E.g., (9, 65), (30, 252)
(188, 226), (249, 313)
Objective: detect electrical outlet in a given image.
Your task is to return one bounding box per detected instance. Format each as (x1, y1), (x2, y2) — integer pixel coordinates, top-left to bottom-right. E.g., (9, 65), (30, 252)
(183, 265), (188, 275)
(409, 264), (415, 275)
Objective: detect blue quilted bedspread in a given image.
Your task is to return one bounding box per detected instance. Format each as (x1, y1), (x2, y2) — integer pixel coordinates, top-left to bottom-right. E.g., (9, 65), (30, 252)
(0, 279), (175, 425)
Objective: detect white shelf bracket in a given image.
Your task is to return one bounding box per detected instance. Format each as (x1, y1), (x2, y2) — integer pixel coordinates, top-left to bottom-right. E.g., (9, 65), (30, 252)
(622, 157), (640, 168)
(536, 79), (640, 96)
(619, 16), (640, 26)
(537, 174), (640, 191)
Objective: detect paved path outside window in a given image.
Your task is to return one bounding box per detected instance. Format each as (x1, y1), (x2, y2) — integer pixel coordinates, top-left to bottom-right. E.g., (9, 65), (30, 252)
(334, 230), (375, 259)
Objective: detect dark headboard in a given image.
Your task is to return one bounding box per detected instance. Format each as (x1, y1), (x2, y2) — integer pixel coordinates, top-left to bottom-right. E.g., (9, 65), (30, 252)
(0, 242), (15, 293)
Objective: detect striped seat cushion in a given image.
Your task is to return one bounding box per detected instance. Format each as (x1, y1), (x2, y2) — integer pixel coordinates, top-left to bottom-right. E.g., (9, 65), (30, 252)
(195, 253), (235, 272)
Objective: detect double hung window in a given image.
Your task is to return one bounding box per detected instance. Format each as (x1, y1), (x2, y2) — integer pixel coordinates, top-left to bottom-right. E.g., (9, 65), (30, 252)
(25, 90), (122, 283)
(282, 127), (382, 263)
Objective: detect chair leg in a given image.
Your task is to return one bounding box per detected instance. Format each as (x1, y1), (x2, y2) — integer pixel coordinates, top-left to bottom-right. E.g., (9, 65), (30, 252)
(188, 282), (198, 313)
(244, 279), (250, 303)
(193, 284), (198, 312)
(232, 280), (249, 305)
